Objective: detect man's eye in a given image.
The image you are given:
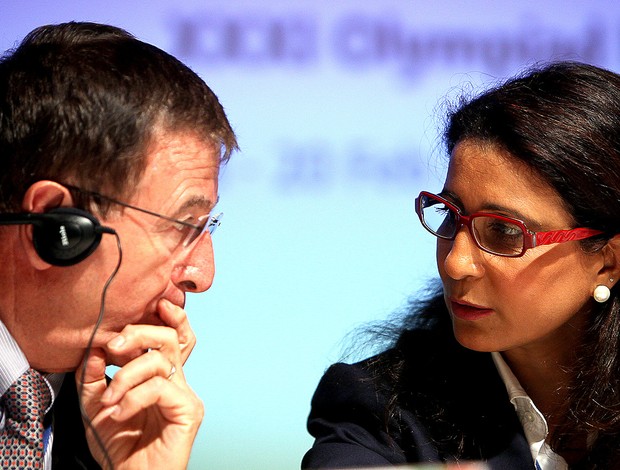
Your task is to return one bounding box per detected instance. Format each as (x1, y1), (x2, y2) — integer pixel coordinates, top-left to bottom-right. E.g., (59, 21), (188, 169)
(173, 215), (196, 231)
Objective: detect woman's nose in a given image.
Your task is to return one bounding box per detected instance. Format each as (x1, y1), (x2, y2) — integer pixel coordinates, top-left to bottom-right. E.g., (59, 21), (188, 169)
(440, 227), (485, 280)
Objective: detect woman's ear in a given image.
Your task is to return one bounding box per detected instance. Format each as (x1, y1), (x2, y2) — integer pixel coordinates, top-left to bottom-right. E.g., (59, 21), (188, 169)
(597, 235), (620, 287)
(19, 181), (75, 270)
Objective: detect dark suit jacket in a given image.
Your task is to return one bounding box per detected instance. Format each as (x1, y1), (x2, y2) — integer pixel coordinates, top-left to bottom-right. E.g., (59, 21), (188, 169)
(51, 373), (101, 469)
(302, 324), (535, 469)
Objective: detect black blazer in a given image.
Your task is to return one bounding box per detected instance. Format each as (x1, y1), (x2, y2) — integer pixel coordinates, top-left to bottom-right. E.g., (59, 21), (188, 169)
(51, 373), (101, 469)
(302, 325), (535, 469)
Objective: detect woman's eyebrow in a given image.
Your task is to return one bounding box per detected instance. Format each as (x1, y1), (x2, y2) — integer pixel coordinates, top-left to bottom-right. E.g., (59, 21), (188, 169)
(439, 190), (541, 227)
(475, 202), (543, 228)
(437, 190), (463, 208)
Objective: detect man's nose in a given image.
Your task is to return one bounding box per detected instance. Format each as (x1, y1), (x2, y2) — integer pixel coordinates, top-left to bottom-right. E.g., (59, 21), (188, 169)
(172, 233), (215, 293)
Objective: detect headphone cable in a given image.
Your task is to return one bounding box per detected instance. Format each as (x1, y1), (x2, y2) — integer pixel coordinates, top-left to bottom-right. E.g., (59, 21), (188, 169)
(77, 231), (122, 470)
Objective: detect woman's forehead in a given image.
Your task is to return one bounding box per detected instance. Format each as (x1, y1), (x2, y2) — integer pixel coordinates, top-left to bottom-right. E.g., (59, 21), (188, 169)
(445, 139), (573, 225)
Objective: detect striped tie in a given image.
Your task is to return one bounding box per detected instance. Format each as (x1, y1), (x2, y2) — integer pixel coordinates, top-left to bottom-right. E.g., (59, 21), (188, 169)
(0, 369), (51, 469)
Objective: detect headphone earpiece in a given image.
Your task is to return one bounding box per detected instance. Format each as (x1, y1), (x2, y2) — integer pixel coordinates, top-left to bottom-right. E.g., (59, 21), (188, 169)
(0, 207), (116, 266)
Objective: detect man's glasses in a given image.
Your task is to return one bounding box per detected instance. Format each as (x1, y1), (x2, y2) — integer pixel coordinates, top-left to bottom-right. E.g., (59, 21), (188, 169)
(65, 184), (223, 247)
(415, 191), (603, 258)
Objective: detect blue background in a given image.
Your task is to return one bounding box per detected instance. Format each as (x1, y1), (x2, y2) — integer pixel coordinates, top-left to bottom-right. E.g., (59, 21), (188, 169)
(2, 1), (620, 468)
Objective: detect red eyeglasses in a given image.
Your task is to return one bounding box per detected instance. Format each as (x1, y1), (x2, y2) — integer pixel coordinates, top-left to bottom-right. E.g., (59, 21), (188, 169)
(415, 191), (604, 257)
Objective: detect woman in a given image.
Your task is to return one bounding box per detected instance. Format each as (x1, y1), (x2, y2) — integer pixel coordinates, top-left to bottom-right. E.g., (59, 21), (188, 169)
(302, 62), (620, 469)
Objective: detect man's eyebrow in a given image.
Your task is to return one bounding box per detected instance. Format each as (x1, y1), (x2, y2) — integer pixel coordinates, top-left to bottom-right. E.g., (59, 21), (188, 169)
(173, 194), (219, 218)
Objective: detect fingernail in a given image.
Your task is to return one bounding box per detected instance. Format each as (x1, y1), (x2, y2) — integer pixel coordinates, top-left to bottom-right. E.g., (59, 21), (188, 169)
(109, 404), (121, 418)
(101, 387), (113, 403)
(108, 335), (125, 349)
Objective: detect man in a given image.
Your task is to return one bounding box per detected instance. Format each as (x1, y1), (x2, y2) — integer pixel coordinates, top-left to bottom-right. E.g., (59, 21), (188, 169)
(0, 22), (237, 468)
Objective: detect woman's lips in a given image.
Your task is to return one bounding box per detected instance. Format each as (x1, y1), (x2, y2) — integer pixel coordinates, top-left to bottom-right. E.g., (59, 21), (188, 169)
(450, 299), (494, 321)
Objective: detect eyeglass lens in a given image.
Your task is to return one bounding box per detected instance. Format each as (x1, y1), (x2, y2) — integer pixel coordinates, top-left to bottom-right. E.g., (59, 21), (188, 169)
(183, 212), (223, 246)
(419, 196), (525, 256)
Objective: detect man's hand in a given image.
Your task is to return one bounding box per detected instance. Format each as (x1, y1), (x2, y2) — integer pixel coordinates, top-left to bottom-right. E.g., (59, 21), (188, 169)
(76, 299), (204, 470)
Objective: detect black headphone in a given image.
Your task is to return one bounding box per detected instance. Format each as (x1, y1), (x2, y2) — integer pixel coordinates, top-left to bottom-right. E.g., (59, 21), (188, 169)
(0, 207), (116, 266)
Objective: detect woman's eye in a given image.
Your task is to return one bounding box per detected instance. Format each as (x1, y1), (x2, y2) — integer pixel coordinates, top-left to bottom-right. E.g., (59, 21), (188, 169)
(474, 217), (524, 254)
(433, 206), (450, 216)
(488, 221), (521, 237)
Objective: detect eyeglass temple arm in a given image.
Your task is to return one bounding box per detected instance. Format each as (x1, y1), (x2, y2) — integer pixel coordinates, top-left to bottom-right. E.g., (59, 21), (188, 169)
(531, 227), (604, 248)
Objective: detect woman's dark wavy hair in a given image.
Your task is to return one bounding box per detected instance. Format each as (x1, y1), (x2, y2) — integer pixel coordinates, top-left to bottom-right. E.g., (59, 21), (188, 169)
(375, 61), (620, 466)
(0, 21), (238, 213)
(447, 61), (620, 457)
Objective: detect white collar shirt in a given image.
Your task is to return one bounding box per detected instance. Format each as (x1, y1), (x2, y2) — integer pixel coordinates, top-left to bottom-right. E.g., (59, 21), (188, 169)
(491, 351), (568, 470)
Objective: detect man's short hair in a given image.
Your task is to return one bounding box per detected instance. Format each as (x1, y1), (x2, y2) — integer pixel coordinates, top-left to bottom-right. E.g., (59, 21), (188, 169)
(0, 21), (237, 212)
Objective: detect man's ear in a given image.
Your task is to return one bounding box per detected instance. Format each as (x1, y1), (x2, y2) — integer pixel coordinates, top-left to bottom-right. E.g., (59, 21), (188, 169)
(21, 180), (74, 213)
(19, 181), (75, 270)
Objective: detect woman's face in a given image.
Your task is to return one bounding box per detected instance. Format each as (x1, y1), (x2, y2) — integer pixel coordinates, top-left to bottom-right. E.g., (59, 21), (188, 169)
(437, 140), (609, 358)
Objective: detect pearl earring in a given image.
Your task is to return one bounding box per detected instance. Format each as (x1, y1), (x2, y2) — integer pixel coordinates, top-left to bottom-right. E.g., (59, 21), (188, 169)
(594, 285), (611, 303)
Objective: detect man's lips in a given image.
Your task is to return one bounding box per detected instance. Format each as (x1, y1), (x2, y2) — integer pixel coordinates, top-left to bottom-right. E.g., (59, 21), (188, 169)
(450, 299), (494, 321)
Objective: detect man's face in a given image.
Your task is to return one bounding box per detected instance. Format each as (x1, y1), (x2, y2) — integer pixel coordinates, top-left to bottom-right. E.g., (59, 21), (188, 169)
(33, 130), (221, 371)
